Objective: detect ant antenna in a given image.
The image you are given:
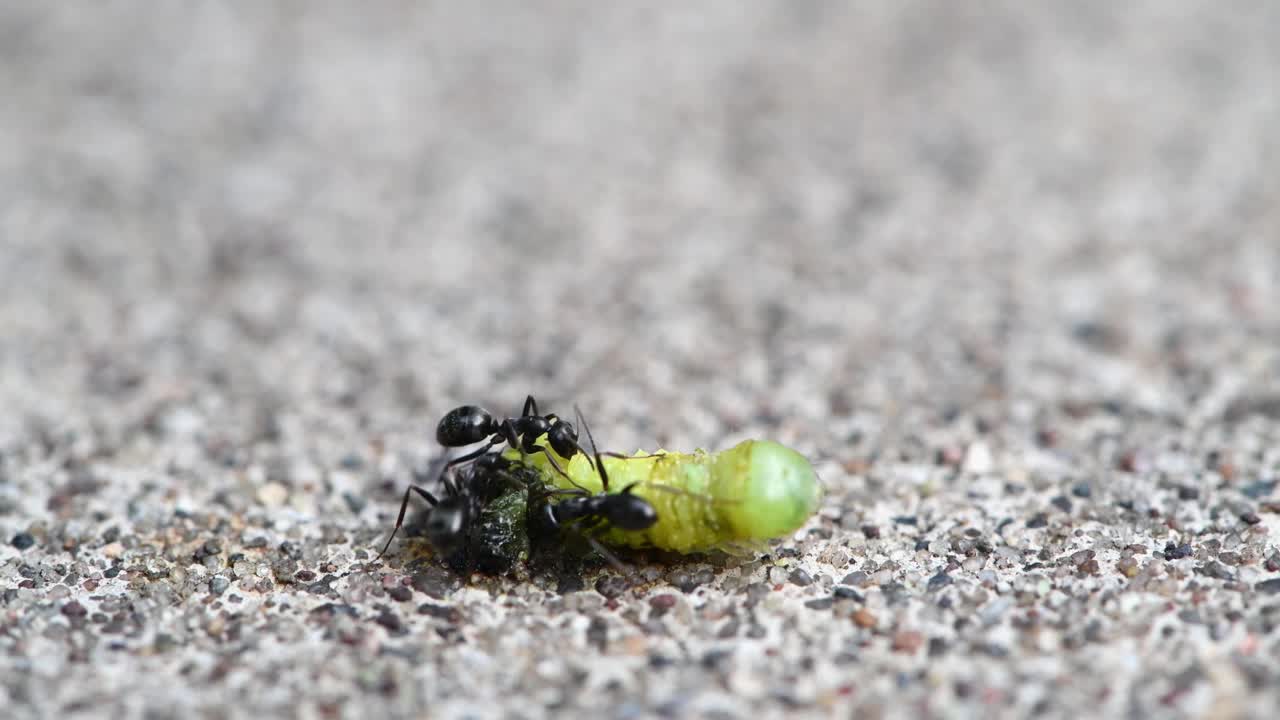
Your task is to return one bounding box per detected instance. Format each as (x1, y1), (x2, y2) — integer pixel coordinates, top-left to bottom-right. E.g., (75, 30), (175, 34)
(573, 404), (610, 493)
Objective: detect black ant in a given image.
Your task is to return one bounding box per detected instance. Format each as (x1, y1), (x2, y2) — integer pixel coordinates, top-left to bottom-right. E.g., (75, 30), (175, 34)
(529, 406), (658, 570)
(374, 452), (533, 569)
(435, 395), (588, 480)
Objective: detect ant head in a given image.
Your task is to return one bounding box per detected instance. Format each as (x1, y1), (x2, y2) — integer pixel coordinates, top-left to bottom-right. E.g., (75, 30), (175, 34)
(425, 498), (470, 551)
(436, 406), (496, 447)
(606, 491), (658, 531)
(546, 420), (581, 459)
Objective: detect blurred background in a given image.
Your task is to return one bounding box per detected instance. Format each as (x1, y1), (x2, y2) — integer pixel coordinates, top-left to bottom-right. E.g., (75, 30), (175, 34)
(4, 2), (1275, 457)
(3, 2), (1280, 717)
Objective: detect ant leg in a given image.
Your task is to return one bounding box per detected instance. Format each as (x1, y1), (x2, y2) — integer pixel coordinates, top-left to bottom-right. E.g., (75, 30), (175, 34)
(526, 444), (581, 487)
(522, 395), (539, 418)
(376, 486), (440, 561)
(442, 437), (506, 471)
(585, 535), (628, 573)
(543, 504), (629, 573)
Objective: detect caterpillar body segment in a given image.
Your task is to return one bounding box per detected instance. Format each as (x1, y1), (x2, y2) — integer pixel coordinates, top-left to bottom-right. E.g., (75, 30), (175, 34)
(507, 439), (823, 553)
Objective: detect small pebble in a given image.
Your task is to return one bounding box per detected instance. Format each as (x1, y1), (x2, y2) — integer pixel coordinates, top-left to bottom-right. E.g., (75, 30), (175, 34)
(833, 586), (864, 602)
(375, 611), (405, 634)
(10, 533), (35, 550)
(595, 575), (629, 599)
(788, 569), (814, 587)
(61, 601), (87, 617)
(387, 586), (413, 602)
(892, 631), (924, 654)
(927, 572), (953, 591)
(257, 482), (289, 507)
(851, 608), (877, 628)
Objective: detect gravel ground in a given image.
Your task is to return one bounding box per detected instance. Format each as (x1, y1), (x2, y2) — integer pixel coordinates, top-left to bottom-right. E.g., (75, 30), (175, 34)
(3, 3), (1280, 719)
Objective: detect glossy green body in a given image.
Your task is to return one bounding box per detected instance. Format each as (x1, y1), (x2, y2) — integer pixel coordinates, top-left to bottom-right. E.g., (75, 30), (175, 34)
(506, 439), (823, 553)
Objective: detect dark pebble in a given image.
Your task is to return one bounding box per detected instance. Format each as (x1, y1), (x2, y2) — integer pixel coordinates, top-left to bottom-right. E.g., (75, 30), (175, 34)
(1164, 542), (1193, 560)
(1071, 483), (1092, 498)
(202, 540), (223, 556)
(1177, 486), (1200, 501)
(1240, 480), (1277, 499)
(914, 539), (930, 551)
(716, 619), (740, 638)
(649, 594), (677, 613)
(1195, 562), (1234, 580)
(927, 572), (953, 592)
(1241, 512), (1262, 525)
(417, 602), (459, 621)
(648, 653), (674, 669)
(979, 643), (1009, 658)
(61, 601), (88, 617)
(893, 516), (918, 526)
(1254, 578), (1280, 594)
(666, 568), (713, 594)
(701, 649), (732, 670)
(1049, 496), (1072, 513)
(10, 533), (34, 550)
(411, 568), (456, 598)
(861, 525), (881, 539)
(295, 570), (317, 583)
(833, 586), (864, 602)
(1069, 549), (1095, 564)
(788, 569), (814, 587)
(342, 492), (367, 514)
(104, 566), (121, 579)
(927, 637), (948, 657)
(209, 577), (230, 595)
(595, 575), (629, 599)
(586, 616), (608, 649)
(387, 586), (413, 602)
(881, 582), (909, 606)
(1026, 513), (1049, 529)
(840, 571), (868, 587)
(272, 558), (299, 583)
(243, 537), (269, 549)
(374, 611), (405, 635)
(556, 573), (585, 595)
(804, 597), (834, 610)
(743, 583), (770, 608)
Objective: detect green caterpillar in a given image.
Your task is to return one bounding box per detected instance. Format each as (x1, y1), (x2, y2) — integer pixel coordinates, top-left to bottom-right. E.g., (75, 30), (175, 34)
(506, 438), (823, 553)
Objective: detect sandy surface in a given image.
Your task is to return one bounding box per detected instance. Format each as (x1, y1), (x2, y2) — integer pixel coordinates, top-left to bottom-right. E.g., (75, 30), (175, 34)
(2, 3), (1279, 719)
